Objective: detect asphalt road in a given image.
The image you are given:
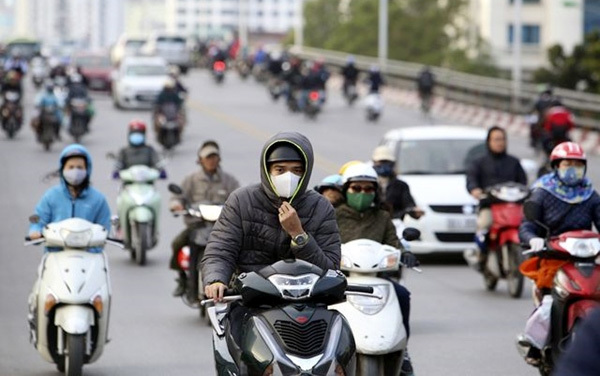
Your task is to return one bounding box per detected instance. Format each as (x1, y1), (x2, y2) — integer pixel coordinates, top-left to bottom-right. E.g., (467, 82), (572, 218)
(3, 68), (600, 376)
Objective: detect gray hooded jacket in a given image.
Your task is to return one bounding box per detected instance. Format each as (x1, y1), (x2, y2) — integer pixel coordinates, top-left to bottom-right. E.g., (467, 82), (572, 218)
(201, 132), (341, 286)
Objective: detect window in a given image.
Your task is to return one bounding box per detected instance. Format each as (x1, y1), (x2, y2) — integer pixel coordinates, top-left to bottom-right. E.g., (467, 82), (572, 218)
(508, 24), (540, 44)
(509, 0), (541, 3)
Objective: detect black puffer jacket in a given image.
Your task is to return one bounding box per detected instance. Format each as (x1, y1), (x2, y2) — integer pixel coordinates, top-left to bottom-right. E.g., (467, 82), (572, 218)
(201, 132), (341, 286)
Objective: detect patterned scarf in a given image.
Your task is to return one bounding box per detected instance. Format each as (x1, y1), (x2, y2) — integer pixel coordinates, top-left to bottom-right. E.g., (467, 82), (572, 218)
(533, 172), (594, 204)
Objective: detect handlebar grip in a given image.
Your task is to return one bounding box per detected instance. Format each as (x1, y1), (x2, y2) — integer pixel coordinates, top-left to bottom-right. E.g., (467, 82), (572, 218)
(346, 285), (374, 294)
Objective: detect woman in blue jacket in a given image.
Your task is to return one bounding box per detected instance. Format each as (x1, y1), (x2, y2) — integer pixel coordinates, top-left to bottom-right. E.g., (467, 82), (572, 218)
(28, 144), (111, 246)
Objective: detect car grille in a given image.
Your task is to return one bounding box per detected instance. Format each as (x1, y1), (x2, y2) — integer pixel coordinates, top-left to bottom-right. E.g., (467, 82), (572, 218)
(435, 232), (475, 242)
(134, 92), (158, 102)
(273, 319), (328, 357)
(430, 205), (476, 214)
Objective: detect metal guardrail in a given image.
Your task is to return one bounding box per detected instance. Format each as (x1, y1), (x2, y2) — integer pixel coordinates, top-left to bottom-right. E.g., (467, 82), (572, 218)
(293, 46), (600, 130)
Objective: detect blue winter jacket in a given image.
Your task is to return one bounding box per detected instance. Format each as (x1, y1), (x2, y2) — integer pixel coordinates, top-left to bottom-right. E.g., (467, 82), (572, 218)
(29, 144), (111, 252)
(519, 187), (600, 244)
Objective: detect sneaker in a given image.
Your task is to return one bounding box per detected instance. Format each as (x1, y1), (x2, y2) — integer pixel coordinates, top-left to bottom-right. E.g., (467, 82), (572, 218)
(517, 336), (541, 367)
(400, 350), (415, 376)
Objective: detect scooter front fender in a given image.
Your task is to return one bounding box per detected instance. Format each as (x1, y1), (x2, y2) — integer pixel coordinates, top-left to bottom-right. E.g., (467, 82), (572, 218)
(54, 305), (94, 334)
(128, 206), (154, 224)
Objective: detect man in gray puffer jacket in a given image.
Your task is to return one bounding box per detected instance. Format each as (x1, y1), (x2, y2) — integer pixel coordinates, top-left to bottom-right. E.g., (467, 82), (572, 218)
(202, 131), (341, 301)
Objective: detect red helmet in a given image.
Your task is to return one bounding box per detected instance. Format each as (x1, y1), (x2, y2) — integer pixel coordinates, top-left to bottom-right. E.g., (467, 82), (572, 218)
(550, 142), (586, 168)
(128, 119), (146, 133)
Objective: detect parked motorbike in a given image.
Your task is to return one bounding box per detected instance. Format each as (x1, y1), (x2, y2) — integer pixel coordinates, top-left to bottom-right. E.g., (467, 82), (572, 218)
(365, 93), (383, 122)
(304, 90), (323, 120)
(330, 228), (421, 376)
(67, 98), (91, 143)
(516, 201), (600, 375)
(155, 103), (182, 151)
(212, 61), (226, 84)
(202, 259), (377, 376)
(114, 165), (163, 265)
(465, 182), (529, 298)
(168, 183), (223, 317)
(1, 90), (23, 138)
(25, 218), (122, 376)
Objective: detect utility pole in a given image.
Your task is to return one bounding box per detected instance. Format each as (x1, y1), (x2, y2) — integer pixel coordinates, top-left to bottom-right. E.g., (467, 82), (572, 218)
(512, 0), (523, 112)
(294, 0), (303, 49)
(238, 0), (248, 52)
(378, 0), (388, 69)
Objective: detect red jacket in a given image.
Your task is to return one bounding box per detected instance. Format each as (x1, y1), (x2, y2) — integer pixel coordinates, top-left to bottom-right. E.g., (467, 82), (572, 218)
(543, 106), (574, 133)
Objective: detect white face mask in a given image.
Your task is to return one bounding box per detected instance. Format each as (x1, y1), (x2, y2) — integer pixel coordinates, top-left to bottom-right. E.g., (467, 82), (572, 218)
(271, 171), (301, 198)
(63, 168), (87, 186)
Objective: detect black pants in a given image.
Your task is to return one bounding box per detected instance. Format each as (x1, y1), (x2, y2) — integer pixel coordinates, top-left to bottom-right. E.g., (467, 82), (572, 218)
(387, 278), (412, 339)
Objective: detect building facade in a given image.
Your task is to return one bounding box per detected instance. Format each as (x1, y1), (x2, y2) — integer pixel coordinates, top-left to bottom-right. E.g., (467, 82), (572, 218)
(469, 0), (583, 71)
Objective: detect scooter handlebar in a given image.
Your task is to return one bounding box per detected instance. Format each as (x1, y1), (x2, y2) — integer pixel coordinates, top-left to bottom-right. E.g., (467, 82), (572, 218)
(346, 285), (374, 294)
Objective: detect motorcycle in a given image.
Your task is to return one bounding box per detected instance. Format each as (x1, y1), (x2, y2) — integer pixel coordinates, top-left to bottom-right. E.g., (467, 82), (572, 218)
(38, 103), (60, 151)
(365, 93), (383, 122)
(114, 165), (163, 265)
(155, 103), (182, 150)
(330, 228), (421, 376)
(25, 218), (122, 376)
(465, 182), (529, 298)
(304, 90), (323, 119)
(516, 201), (600, 375)
(53, 76), (70, 108)
(202, 258), (378, 376)
(212, 60), (226, 84)
(235, 59), (251, 80)
(1, 90), (23, 138)
(343, 83), (358, 106)
(168, 183), (223, 318)
(67, 97), (91, 143)
(31, 60), (48, 89)
(268, 77), (285, 102)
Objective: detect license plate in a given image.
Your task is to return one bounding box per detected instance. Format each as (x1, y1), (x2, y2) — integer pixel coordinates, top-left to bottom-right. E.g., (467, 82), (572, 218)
(447, 217), (477, 230)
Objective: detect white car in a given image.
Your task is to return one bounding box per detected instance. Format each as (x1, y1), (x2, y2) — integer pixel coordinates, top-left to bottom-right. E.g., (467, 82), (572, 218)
(112, 56), (169, 110)
(380, 125), (488, 254)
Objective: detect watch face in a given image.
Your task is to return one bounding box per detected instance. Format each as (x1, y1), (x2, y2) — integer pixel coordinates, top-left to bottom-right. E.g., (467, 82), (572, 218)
(295, 234), (308, 245)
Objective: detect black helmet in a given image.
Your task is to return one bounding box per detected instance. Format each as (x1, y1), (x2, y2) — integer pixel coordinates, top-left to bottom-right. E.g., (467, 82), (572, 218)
(266, 144), (303, 163)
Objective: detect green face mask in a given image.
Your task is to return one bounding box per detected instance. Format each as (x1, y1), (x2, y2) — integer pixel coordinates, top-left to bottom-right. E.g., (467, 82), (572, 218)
(346, 192), (375, 212)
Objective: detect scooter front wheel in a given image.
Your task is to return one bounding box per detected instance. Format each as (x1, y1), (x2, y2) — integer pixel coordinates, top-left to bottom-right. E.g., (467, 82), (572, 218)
(506, 243), (524, 298)
(357, 354), (383, 376)
(65, 333), (85, 376)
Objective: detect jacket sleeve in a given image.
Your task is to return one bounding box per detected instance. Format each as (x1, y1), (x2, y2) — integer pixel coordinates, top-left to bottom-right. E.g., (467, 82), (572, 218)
(29, 190), (53, 234)
(383, 213), (401, 248)
(201, 191), (244, 285)
(592, 194), (600, 232)
(519, 189), (546, 244)
(466, 158), (480, 193)
(292, 198), (341, 271)
(515, 158), (528, 186)
(93, 194), (112, 231)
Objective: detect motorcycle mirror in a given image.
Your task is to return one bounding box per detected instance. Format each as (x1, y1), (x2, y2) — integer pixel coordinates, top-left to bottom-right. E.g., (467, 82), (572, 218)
(402, 227), (421, 241)
(105, 152), (116, 160)
(168, 183), (183, 195)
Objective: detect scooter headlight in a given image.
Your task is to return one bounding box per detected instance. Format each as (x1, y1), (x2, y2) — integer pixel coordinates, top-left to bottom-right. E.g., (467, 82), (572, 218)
(379, 253), (400, 269)
(572, 239), (600, 258)
(554, 269), (580, 299)
(340, 255), (353, 270)
(59, 227), (93, 248)
(268, 273), (319, 300)
(346, 284), (389, 315)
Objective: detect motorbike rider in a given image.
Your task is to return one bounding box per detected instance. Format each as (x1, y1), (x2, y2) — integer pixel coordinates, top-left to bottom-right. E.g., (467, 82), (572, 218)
(28, 144), (112, 241)
(313, 58), (330, 102)
(518, 141), (600, 364)
(168, 141), (240, 297)
(154, 78), (184, 133)
(530, 85), (561, 149)
(372, 145), (424, 220)
(32, 82), (63, 140)
(66, 73), (93, 131)
(2, 69), (23, 98)
(341, 55), (360, 97)
(112, 120), (165, 176)
(168, 65), (188, 98)
(201, 131), (341, 347)
(314, 174), (344, 207)
(416, 66), (435, 110)
(335, 162), (420, 376)
(282, 56), (304, 104)
(540, 104), (574, 155)
(366, 65), (385, 93)
(466, 126), (527, 270)
(3, 52), (28, 75)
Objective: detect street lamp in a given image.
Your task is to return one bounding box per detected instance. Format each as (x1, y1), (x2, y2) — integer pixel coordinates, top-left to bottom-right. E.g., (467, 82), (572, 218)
(294, 0), (304, 49)
(512, 0), (522, 112)
(378, 0), (388, 69)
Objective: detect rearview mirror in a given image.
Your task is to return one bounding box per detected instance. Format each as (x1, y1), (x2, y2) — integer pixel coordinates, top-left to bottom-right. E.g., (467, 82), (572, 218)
(106, 152), (116, 160)
(402, 227), (421, 241)
(168, 183), (183, 195)
(523, 201), (542, 222)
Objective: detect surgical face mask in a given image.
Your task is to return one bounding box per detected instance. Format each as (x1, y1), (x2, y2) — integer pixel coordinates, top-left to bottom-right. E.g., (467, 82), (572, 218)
(63, 168), (87, 186)
(271, 171), (301, 198)
(373, 162), (395, 177)
(346, 192), (375, 212)
(129, 132), (145, 146)
(557, 166), (585, 186)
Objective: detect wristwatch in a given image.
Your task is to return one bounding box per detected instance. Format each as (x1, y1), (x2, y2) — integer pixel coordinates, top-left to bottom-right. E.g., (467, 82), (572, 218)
(292, 232), (309, 247)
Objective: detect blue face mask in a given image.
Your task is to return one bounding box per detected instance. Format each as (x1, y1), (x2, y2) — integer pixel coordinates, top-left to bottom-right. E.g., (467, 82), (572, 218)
(373, 162), (395, 177)
(557, 166), (585, 186)
(129, 132), (145, 146)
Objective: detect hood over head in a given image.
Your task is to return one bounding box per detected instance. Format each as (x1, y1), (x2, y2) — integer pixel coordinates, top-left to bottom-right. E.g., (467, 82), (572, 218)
(59, 143), (93, 188)
(261, 131), (314, 203)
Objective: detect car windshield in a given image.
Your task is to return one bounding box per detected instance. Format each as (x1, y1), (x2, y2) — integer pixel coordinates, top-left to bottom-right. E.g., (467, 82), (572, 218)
(125, 40), (145, 52)
(398, 139), (485, 175)
(73, 56), (111, 68)
(125, 64), (166, 76)
(156, 37), (186, 50)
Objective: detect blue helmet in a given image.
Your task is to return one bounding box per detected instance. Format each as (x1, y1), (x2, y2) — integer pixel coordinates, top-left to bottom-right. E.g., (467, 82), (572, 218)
(314, 174), (343, 194)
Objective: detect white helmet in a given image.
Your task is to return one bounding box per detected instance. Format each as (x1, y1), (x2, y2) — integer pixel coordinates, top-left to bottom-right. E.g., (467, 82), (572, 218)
(372, 145), (396, 162)
(342, 162), (378, 185)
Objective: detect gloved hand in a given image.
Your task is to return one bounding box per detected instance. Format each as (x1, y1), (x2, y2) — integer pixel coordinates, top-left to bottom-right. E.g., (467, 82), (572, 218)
(401, 251), (420, 268)
(529, 237), (545, 252)
(111, 171), (120, 180)
(159, 169), (167, 179)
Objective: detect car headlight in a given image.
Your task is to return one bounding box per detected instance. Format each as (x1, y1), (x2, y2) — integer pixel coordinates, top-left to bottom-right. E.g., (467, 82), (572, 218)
(59, 228), (93, 248)
(267, 273), (319, 300)
(346, 284), (389, 315)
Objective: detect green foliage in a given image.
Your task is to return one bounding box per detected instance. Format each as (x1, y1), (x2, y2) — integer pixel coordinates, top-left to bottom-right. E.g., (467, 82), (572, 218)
(301, 0), (499, 76)
(533, 30), (600, 93)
